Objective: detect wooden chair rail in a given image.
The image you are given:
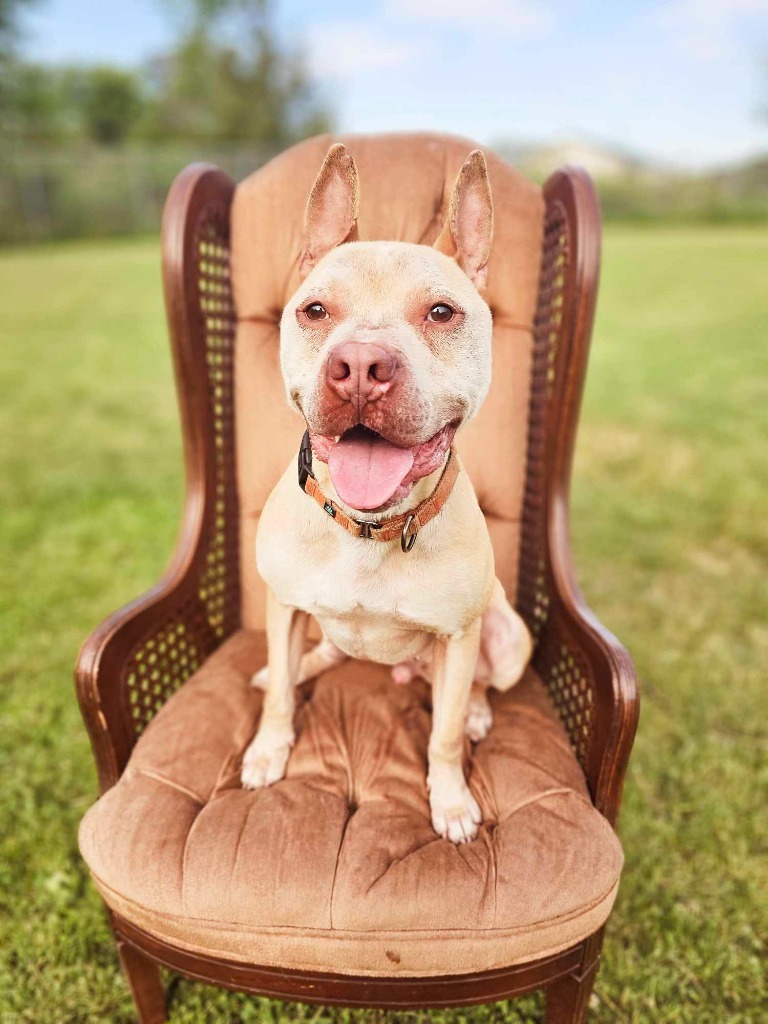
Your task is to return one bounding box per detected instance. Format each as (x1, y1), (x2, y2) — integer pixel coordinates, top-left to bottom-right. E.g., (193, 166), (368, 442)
(112, 914), (592, 1010)
(75, 164), (242, 794)
(517, 167), (639, 825)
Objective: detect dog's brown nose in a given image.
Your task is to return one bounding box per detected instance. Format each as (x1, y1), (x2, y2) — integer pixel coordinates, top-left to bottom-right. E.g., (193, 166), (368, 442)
(326, 341), (399, 408)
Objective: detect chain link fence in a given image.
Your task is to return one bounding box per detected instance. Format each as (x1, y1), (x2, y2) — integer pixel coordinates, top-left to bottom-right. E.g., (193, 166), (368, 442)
(0, 145), (277, 245)
(3, 143), (768, 245)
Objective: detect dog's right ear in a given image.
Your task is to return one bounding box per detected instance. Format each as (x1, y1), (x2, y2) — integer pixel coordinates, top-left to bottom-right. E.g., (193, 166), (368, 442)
(299, 143), (359, 280)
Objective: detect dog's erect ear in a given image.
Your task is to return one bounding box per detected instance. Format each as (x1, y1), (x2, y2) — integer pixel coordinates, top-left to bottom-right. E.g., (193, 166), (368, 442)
(299, 143), (359, 280)
(434, 150), (494, 293)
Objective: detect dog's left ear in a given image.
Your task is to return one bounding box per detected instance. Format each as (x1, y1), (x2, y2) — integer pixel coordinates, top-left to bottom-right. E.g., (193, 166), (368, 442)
(300, 143), (359, 280)
(434, 150), (494, 293)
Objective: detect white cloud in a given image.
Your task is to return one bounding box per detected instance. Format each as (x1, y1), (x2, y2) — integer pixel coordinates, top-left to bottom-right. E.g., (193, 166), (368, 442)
(652, 0), (768, 59)
(305, 20), (419, 78)
(386, 0), (553, 35)
(303, 2), (553, 81)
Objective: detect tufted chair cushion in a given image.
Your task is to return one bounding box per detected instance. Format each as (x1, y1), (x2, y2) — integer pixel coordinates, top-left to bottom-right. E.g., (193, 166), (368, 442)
(230, 132), (545, 628)
(79, 631), (623, 976)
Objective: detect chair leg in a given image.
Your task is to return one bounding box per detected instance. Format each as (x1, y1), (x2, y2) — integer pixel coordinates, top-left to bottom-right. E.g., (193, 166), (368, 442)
(545, 966), (597, 1024)
(545, 930), (603, 1024)
(115, 936), (167, 1024)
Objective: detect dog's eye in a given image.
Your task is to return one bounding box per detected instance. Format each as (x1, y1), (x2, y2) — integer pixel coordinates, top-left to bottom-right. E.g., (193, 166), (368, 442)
(427, 303), (454, 323)
(304, 302), (328, 321)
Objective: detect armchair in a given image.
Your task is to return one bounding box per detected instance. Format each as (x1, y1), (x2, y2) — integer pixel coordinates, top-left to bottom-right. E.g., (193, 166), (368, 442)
(76, 133), (638, 1023)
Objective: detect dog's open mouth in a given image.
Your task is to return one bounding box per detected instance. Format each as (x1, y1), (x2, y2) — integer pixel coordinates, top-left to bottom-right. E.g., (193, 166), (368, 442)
(328, 426), (414, 510)
(311, 422), (457, 511)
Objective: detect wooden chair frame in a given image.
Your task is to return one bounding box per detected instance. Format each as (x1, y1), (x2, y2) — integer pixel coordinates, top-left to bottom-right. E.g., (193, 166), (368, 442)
(75, 160), (639, 1024)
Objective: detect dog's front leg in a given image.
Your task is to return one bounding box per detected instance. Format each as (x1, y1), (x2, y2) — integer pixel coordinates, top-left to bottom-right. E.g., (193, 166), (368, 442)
(428, 619), (483, 843)
(241, 589), (308, 789)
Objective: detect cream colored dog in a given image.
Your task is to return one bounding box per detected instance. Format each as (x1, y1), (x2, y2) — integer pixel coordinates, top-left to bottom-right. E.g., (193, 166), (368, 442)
(241, 143), (532, 843)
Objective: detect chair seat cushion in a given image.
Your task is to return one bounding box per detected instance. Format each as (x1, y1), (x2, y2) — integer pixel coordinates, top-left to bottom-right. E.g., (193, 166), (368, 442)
(79, 630), (623, 977)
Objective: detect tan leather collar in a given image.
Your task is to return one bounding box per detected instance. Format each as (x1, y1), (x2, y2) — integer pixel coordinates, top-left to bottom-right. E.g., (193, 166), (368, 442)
(298, 430), (459, 552)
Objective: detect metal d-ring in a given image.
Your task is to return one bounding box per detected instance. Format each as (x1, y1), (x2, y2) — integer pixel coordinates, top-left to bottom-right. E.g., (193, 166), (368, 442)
(401, 514), (418, 552)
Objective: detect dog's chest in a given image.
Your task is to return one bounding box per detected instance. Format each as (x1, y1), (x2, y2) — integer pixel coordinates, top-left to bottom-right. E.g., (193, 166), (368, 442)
(256, 461), (494, 653)
(266, 532), (430, 624)
(260, 528), (443, 662)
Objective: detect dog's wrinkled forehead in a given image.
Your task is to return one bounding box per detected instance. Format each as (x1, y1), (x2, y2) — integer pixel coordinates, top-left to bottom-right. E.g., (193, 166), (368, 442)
(294, 241), (479, 321)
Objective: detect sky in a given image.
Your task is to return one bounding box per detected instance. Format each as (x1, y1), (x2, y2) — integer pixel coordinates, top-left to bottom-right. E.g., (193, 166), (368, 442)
(19, 0), (768, 169)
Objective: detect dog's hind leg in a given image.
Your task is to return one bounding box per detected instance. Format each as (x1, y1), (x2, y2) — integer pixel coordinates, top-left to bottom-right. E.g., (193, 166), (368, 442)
(296, 636), (348, 683)
(465, 683), (493, 742)
(479, 577), (533, 692)
(251, 635), (347, 690)
(390, 656), (493, 743)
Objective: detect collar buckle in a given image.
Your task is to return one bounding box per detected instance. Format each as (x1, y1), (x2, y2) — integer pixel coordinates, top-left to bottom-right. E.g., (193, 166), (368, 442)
(356, 520), (382, 540)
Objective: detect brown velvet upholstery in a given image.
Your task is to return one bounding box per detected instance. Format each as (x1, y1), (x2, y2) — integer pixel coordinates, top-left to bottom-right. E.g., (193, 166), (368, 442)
(80, 631), (622, 976)
(231, 132), (545, 629)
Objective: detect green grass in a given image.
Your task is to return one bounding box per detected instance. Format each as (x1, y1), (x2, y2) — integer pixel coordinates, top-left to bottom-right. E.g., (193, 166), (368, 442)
(1, 227), (766, 1023)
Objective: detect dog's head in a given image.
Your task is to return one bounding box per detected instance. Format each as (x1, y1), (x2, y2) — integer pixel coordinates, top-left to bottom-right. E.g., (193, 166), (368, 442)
(281, 143), (494, 512)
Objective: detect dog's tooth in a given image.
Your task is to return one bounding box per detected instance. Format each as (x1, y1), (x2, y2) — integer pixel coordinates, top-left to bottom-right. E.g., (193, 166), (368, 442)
(334, 435), (340, 442)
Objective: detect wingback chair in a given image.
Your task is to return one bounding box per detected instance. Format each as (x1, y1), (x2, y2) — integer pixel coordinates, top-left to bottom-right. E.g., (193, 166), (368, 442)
(76, 133), (639, 1024)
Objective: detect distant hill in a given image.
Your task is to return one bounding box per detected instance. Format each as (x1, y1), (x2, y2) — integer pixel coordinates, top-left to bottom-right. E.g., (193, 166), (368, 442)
(494, 137), (652, 181)
(492, 137), (768, 222)
(712, 156), (768, 201)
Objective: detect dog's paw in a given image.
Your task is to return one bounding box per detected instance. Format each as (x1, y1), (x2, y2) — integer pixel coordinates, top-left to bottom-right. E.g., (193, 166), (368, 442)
(241, 734), (293, 789)
(250, 666), (268, 690)
(465, 693), (493, 743)
(429, 783), (482, 844)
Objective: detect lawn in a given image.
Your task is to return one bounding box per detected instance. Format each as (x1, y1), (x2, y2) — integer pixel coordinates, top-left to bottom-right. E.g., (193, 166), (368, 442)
(0, 226), (766, 1023)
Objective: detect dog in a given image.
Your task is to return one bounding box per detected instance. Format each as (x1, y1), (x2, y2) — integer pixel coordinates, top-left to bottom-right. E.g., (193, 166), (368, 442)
(240, 143), (533, 843)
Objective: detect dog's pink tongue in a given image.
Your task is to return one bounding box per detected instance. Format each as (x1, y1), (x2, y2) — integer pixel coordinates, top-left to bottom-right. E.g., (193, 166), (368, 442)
(328, 432), (414, 510)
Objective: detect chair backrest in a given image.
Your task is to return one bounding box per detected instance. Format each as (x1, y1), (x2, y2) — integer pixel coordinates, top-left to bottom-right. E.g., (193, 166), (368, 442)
(81, 135), (608, 788)
(229, 132), (545, 629)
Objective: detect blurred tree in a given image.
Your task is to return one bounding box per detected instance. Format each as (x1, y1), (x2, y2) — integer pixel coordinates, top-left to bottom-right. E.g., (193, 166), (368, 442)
(68, 67), (144, 144)
(0, 0), (33, 56)
(2, 64), (146, 143)
(0, 0), (36, 133)
(1, 0), (330, 148)
(142, 0), (332, 146)
(5, 62), (65, 139)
